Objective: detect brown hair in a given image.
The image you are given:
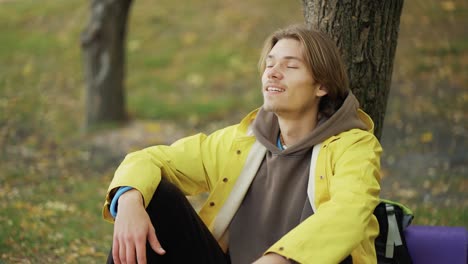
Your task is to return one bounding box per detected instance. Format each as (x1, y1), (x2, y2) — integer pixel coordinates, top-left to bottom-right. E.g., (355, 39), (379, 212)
(259, 24), (349, 117)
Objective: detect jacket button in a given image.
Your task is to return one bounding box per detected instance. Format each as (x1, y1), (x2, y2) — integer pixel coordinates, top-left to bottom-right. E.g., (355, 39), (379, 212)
(320, 175), (324, 179)
(209, 202), (215, 207)
(279, 246), (284, 251)
(223, 178), (228, 182)
(236, 150), (241, 155)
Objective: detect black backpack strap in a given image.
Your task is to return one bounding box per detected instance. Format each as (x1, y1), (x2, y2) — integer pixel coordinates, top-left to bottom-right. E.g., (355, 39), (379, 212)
(374, 201), (413, 264)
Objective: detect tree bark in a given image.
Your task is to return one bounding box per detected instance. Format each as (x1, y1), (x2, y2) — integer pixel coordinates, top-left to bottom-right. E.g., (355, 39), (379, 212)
(302, 0), (404, 139)
(81, 0), (133, 130)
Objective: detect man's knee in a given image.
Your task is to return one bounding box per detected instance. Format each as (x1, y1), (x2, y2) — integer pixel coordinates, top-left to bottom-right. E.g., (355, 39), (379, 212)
(155, 179), (186, 201)
(146, 179), (191, 217)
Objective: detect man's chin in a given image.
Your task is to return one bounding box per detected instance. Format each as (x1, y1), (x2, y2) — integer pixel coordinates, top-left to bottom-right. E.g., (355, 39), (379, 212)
(263, 104), (285, 114)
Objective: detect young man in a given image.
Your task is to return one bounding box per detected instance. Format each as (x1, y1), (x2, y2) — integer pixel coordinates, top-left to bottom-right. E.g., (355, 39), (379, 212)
(103, 24), (382, 264)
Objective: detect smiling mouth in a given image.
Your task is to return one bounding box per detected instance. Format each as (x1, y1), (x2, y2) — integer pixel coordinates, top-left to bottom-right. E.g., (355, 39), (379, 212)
(266, 87), (285, 92)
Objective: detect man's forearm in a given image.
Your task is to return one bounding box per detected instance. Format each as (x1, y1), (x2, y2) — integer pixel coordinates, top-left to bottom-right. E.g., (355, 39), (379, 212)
(118, 188), (144, 207)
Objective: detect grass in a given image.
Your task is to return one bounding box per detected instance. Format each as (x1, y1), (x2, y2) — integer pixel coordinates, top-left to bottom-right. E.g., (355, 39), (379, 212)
(122, 0), (303, 122)
(1, 0), (467, 263)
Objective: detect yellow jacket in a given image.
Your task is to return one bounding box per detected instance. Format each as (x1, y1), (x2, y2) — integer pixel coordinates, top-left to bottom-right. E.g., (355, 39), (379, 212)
(103, 108), (382, 264)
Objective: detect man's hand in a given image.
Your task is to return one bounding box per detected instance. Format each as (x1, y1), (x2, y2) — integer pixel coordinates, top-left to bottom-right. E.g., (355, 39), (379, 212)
(253, 253), (291, 264)
(112, 189), (166, 264)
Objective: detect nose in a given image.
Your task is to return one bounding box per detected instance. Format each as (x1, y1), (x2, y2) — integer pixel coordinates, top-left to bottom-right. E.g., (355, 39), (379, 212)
(266, 64), (283, 80)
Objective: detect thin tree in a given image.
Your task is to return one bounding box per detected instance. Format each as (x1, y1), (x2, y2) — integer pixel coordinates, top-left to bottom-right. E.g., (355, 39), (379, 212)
(81, 0), (133, 130)
(302, 0), (404, 139)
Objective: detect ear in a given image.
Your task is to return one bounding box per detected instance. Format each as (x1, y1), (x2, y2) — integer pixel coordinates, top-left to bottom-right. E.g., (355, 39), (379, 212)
(316, 84), (328, 97)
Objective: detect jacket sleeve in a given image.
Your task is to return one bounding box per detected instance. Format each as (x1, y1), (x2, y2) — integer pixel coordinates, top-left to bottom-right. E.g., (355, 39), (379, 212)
(266, 131), (382, 264)
(102, 126), (237, 222)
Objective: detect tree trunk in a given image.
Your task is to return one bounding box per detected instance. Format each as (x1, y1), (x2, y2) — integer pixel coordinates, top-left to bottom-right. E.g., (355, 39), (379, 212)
(302, 0), (404, 139)
(81, 0), (133, 130)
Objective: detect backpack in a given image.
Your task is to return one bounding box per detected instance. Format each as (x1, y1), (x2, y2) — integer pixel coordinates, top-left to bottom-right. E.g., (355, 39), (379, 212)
(373, 199), (414, 264)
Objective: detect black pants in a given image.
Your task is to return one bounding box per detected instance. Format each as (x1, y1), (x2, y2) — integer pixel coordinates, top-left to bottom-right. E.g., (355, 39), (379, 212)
(107, 180), (230, 264)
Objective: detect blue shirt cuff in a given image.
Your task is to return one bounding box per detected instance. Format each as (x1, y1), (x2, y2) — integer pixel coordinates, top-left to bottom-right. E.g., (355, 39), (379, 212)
(110, 186), (134, 219)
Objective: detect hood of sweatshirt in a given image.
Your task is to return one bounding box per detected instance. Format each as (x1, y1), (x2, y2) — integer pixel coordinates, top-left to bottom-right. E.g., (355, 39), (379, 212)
(252, 91), (368, 154)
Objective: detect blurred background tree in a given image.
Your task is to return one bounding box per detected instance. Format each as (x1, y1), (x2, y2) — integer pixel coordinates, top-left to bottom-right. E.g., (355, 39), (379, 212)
(82, 0), (132, 129)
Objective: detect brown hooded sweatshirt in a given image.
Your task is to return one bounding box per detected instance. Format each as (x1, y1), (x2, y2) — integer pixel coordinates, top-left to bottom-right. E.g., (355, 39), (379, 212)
(228, 92), (367, 263)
